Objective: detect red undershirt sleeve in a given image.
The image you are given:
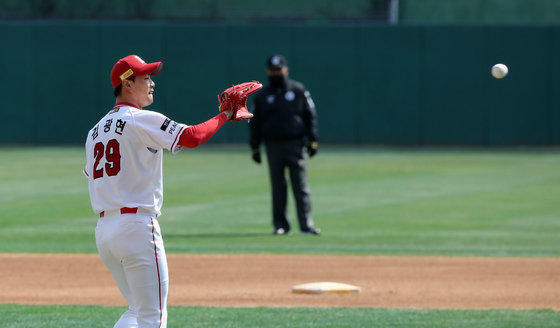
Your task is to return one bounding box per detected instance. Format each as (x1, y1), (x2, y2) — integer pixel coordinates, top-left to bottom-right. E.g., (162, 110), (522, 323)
(178, 112), (228, 148)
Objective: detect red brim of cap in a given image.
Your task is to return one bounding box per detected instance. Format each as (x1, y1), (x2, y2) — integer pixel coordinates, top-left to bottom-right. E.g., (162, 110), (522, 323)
(136, 62), (163, 76)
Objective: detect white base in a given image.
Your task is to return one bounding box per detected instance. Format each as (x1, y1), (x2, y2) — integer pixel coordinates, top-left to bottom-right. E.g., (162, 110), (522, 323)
(292, 281), (361, 294)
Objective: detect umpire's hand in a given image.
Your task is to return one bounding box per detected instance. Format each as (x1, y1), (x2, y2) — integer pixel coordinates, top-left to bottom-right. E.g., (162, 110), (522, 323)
(307, 141), (318, 158)
(252, 149), (261, 164)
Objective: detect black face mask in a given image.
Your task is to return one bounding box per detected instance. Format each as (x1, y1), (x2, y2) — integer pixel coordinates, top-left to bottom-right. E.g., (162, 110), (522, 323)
(269, 75), (287, 89)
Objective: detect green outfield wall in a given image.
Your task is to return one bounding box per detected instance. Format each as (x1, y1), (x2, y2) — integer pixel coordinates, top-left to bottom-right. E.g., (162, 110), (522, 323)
(3, 0), (560, 24)
(400, 0), (560, 24)
(1, 22), (559, 145)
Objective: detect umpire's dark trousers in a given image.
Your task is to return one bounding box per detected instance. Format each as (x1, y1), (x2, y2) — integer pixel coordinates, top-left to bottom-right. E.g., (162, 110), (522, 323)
(264, 139), (315, 232)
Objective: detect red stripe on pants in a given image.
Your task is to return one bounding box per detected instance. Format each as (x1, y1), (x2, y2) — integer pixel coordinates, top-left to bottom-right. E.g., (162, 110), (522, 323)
(151, 218), (163, 327)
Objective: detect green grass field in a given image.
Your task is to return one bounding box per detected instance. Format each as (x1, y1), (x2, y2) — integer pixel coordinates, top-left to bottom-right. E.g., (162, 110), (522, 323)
(1, 146), (559, 327)
(2, 305), (559, 328)
(1, 146), (559, 256)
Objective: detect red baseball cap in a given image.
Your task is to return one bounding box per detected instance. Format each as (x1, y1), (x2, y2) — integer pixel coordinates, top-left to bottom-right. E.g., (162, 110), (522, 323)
(110, 55), (163, 89)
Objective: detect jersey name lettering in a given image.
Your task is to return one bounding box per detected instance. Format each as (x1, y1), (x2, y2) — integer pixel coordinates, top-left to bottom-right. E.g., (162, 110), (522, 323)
(93, 119), (128, 139)
(115, 119), (127, 135)
(91, 125), (99, 140)
(104, 119), (113, 132)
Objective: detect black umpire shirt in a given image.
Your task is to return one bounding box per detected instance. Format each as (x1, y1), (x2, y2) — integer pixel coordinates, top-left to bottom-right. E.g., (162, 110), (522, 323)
(249, 78), (318, 149)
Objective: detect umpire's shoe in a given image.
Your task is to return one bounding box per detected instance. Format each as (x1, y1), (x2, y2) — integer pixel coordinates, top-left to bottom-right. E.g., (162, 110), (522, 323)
(300, 228), (321, 236)
(274, 228), (289, 235)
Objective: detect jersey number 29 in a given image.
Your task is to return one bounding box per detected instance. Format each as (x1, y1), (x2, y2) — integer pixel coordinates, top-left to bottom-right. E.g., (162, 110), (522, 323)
(93, 139), (121, 179)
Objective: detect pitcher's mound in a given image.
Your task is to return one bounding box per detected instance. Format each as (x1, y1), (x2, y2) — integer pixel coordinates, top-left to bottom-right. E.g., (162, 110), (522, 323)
(292, 282), (361, 294)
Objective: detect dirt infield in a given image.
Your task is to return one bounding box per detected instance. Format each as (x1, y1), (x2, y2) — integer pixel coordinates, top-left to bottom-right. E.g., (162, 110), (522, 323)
(2, 253), (559, 309)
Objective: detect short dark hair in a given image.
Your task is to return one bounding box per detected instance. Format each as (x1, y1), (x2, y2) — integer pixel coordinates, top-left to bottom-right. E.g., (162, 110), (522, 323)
(113, 76), (135, 97)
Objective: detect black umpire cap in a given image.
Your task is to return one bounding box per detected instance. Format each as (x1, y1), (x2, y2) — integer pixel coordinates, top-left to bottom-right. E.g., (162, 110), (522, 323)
(267, 54), (287, 69)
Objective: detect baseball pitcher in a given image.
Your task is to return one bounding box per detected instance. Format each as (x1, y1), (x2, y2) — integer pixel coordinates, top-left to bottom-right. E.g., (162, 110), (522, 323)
(84, 54), (260, 328)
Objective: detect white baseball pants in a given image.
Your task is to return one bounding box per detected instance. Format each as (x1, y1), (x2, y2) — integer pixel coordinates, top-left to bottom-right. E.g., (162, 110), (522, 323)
(95, 211), (168, 328)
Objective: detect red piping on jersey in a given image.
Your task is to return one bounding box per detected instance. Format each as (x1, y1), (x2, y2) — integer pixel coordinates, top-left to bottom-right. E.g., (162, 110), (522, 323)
(151, 218), (163, 327)
(171, 126), (186, 152)
(114, 102), (140, 109)
(178, 112), (228, 148)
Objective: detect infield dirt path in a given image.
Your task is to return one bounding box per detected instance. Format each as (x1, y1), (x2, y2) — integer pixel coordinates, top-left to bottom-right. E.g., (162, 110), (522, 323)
(1, 254), (559, 309)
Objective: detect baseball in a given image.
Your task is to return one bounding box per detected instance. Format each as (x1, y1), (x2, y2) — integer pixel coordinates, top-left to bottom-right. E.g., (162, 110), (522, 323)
(491, 63), (508, 79)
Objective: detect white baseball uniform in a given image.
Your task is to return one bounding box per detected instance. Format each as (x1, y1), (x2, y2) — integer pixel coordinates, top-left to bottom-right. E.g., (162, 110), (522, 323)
(84, 102), (187, 328)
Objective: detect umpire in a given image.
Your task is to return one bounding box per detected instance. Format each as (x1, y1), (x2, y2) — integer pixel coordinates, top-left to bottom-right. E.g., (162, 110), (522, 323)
(249, 54), (320, 236)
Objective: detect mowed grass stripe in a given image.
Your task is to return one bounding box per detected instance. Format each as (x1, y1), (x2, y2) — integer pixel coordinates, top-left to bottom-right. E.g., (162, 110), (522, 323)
(0, 146), (559, 256)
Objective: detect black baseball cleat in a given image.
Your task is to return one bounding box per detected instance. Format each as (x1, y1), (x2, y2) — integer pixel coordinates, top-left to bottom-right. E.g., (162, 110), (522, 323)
(300, 228), (321, 236)
(273, 228), (289, 235)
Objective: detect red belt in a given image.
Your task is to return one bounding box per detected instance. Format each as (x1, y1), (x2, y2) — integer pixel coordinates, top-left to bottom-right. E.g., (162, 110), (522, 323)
(99, 207), (138, 218)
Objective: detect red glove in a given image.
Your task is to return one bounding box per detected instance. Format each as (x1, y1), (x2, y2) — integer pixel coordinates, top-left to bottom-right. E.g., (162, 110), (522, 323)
(218, 81), (262, 121)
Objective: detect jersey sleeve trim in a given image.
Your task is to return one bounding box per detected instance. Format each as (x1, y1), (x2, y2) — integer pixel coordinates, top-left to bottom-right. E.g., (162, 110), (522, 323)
(171, 125), (186, 154)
